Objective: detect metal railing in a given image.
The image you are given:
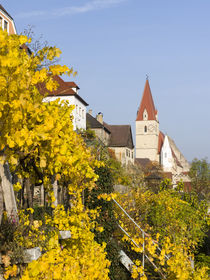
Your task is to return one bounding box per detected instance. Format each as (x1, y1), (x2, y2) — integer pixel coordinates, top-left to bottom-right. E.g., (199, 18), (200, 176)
(113, 198), (167, 279)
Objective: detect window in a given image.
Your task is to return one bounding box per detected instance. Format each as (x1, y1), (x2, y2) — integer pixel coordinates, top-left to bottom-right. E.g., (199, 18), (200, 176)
(4, 20), (8, 31)
(126, 149), (128, 157)
(143, 109), (148, 120)
(144, 126), (147, 133)
(0, 17), (2, 29)
(132, 152), (134, 159)
(79, 107), (81, 116)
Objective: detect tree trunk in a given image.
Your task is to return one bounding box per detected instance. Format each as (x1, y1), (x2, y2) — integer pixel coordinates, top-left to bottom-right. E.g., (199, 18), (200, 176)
(25, 178), (33, 208)
(0, 181), (4, 224)
(0, 162), (18, 222)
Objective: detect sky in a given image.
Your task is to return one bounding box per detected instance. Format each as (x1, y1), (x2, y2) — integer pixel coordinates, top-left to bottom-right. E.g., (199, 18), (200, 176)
(2, 0), (210, 162)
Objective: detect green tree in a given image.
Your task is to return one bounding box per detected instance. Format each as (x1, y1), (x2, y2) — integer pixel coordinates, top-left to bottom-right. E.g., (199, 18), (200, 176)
(82, 133), (131, 279)
(189, 158), (210, 201)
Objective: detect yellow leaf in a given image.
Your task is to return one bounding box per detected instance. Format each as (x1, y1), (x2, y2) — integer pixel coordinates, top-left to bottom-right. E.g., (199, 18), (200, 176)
(40, 157), (47, 168)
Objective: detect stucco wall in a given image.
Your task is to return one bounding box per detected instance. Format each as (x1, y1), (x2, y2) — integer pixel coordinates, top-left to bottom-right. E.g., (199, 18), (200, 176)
(136, 120), (159, 161)
(91, 128), (110, 145)
(0, 11), (16, 34)
(43, 95), (86, 130)
(110, 147), (134, 166)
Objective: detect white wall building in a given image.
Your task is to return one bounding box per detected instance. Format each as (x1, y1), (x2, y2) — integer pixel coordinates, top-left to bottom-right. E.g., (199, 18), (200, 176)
(0, 4), (16, 35)
(42, 76), (88, 131)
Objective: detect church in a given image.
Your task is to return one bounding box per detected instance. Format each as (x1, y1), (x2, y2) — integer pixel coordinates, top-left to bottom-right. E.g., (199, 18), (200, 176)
(135, 79), (190, 187)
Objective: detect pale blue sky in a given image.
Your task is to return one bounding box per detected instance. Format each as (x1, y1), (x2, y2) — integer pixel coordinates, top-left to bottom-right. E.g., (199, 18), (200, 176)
(2, 0), (210, 161)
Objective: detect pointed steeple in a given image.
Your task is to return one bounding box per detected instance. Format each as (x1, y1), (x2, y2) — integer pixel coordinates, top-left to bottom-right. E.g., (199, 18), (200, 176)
(136, 79), (157, 121)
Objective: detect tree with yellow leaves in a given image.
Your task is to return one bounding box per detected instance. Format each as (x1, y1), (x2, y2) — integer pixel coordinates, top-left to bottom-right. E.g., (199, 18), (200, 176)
(0, 29), (110, 279)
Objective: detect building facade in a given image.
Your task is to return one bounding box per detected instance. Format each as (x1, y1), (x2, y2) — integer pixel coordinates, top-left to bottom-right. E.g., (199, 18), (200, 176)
(0, 5), (16, 35)
(42, 76), (88, 130)
(136, 79), (190, 185)
(87, 112), (134, 165)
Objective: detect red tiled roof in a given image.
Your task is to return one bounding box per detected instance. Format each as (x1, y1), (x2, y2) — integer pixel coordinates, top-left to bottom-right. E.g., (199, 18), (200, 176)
(39, 75), (76, 96)
(158, 131), (165, 154)
(66, 81), (80, 89)
(136, 79), (157, 121)
(47, 87), (77, 96)
(38, 75), (88, 106)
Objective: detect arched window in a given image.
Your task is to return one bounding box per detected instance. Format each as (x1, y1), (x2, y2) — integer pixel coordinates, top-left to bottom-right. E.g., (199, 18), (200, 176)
(144, 126), (147, 133)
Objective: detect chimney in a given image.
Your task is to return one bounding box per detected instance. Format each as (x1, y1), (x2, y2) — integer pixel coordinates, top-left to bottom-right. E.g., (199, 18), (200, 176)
(96, 112), (103, 124)
(88, 109), (93, 116)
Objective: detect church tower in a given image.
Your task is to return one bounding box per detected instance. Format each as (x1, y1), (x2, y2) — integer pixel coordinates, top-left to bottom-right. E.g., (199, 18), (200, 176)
(136, 79), (160, 161)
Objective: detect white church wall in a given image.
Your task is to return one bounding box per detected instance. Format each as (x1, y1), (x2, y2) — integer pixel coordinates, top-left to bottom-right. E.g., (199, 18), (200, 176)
(161, 136), (173, 172)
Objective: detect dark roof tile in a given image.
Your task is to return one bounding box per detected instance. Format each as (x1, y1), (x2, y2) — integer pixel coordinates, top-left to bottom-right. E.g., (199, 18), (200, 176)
(108, 125), (134, 149)
(86, 113), (110, 133)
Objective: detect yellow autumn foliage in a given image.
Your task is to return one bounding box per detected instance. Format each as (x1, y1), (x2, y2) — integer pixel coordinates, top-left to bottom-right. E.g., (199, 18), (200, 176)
(19, 195), (110, 280)
(0, 29), (110, 279)
(115, 188), (209, 280)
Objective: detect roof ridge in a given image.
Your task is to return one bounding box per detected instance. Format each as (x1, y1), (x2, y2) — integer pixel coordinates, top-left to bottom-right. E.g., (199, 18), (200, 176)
(108, 124), (130, 127)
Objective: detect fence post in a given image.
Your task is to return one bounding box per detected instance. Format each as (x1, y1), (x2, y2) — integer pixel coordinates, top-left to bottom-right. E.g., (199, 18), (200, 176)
(52, 180), (58, 207)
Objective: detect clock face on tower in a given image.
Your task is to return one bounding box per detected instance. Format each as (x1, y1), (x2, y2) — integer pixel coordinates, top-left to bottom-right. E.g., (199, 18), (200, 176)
(148, 124), (156, 132)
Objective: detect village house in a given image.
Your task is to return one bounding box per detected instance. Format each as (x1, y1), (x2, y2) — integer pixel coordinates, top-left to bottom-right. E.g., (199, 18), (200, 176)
(0, 4), (16, 35)
(0, 5), (87, 131)
(42, 75), (88, 130)
(87, 111), (134, 165)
